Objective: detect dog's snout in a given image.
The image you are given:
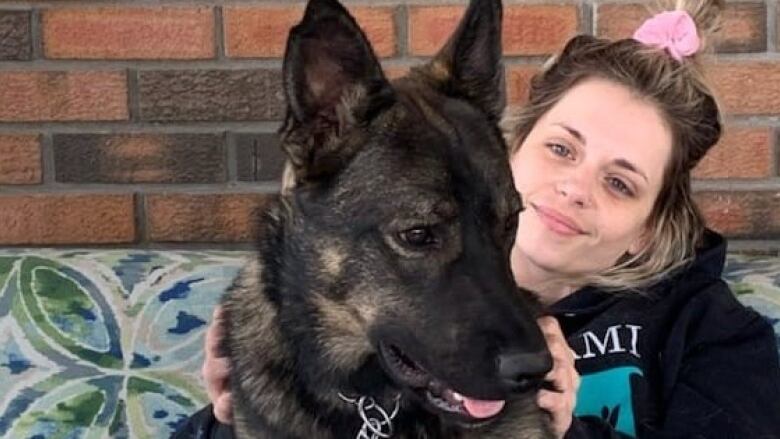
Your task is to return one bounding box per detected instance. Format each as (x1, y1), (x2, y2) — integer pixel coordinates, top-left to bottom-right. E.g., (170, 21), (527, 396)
(496, 350), (553, 392)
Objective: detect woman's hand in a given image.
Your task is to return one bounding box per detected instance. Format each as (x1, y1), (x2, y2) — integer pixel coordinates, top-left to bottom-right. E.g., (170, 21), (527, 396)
(202, 306), (233, 424)
(537, 316), (580, 438)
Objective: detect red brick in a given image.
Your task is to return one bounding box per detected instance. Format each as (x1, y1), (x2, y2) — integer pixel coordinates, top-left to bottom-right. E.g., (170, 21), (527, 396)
(0, 194), (135, 245)
(695, 191), (780, 238)
(409, 5), (578, 57)
(506, 64), (540, 106)
(408, 6), (461, 56)
(0, 71), (127, 122)
(596, 2), (766, 53)
(693, 127), (773, 179)
(0, 135), (41, 184)
(383, 65), (410, 81)
(42, 7), (215, 60)
(502, 5), (579, 56)
(595, 3), (651, 40)
(224, 6), (396, 58)
(146, 193), (274, 242)
(709, 61), (780, 116)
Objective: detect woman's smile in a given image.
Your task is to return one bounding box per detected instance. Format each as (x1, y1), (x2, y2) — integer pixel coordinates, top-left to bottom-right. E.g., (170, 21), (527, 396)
(531, 203), (586, 237)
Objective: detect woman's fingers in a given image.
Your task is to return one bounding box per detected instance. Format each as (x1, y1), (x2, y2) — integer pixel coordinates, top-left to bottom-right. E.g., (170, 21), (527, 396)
(537, 316), (579, 439)
(203, 357), (231, 399)
(537, 388), (576, 435)
(214, 393), (233, 425)
(205, 307), (225, 357)
(201, 306), (233, 425)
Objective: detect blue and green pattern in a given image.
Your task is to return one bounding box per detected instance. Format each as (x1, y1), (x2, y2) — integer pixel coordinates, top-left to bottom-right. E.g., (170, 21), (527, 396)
(0, 250), (777, 438)
(722, 254), (780, 353)
(0, 250), (247, 439)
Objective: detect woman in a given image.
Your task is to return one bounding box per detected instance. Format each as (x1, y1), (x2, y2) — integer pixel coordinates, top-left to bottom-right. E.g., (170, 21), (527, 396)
(190, 0), (780, 437)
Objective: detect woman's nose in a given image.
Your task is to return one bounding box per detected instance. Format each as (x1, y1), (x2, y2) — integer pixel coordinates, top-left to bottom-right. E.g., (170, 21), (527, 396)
(555, 179), (593, 208)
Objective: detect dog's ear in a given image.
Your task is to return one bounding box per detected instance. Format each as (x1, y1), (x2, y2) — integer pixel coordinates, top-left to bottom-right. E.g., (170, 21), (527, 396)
(416, 0), (505, 121)
(281, 0), (394, 184)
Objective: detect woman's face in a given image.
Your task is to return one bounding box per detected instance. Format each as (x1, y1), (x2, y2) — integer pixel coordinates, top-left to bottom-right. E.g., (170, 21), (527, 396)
(510, 78), (672, 281)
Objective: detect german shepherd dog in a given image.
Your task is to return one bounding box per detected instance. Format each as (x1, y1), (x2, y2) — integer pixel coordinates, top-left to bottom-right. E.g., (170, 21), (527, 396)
(221, 0), (555, 437)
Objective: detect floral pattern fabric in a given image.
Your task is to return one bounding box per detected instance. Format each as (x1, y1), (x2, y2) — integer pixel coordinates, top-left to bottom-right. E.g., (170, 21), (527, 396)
(0, 250), (777, 438)
(0, 250), (246, 439)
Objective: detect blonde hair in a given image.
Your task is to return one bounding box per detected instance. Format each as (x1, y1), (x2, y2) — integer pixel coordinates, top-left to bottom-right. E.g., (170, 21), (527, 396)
(503, 0), (725, 292)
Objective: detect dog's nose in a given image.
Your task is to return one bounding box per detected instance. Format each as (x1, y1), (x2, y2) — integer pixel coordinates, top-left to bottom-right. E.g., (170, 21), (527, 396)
(496, 350), (553, 392)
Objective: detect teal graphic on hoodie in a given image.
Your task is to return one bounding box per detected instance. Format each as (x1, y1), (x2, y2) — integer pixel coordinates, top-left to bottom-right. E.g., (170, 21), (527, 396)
(574, 366), (643, 437)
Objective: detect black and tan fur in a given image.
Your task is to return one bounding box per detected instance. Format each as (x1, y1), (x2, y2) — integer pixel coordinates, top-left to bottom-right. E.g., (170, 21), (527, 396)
(221, 0), (555, 437)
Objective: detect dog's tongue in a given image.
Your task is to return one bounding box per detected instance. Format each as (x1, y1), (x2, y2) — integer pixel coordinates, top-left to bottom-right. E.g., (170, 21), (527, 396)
(461, 396), (506, 419)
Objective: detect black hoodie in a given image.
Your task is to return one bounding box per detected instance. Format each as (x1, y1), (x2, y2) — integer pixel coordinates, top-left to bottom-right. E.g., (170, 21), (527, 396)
(559, 229), (780, 438)
(174, 230), (780, 439)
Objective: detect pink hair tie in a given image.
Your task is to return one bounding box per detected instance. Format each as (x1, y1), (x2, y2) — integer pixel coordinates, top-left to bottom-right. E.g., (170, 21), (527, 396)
(632, 10), (700, 61)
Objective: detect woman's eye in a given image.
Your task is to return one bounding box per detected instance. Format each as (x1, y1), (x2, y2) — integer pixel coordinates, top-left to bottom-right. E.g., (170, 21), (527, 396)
(547, 143), (572, 159)
(398, 227), (437, 248)
(607, 177), (634, 197)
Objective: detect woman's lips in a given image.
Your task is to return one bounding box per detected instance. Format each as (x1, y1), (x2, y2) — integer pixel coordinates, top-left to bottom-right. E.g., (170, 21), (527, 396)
(532, 204), (585, 236)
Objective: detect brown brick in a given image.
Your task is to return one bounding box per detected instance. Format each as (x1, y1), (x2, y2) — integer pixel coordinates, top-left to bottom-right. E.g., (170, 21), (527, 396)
(138, 69), (284, 122)
(42, 7), (215, 60)
(0, 11), (32, 60)
(0, 134), (41, 184)
(506, 65), (540, 106)
(53, 133), (226, 184)
(777, 7), (780, 51)
(0, 71), (128, 122)
(0, 194), (135, 245)
(596, 3), (766, 53)
(709, 62), (780, 116)
(695, 191), (780, 238)
(224, 6), (396, 58)
(409, 5), (578, 57)
(146, 193), (274, 242)
(718, 2), (766, 53)
(235, 133), (285, 182)
(693, 127), (773, 179)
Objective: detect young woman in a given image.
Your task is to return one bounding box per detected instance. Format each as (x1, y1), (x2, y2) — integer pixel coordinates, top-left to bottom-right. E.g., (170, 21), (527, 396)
(188, 0), (780, 437)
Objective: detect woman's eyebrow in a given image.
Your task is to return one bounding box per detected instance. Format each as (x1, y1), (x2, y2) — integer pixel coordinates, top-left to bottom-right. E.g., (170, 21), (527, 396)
(555, 123), (649, 183)
(614, 158), (649, 183)
(555, 123), (586, 145)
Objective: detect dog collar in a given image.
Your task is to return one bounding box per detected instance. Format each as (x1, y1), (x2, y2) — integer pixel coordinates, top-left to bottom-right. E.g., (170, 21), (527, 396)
(338, 392), (401, 439)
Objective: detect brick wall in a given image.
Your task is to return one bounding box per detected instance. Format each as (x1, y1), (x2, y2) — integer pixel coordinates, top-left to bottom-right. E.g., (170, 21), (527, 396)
(0, 0), (777, 249)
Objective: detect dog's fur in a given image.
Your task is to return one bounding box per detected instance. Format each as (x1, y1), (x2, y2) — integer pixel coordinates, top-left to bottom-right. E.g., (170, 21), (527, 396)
(221, 0), (555, 437)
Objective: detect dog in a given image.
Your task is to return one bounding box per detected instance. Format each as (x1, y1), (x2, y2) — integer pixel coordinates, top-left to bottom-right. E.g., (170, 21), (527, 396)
(221, 0), (555, 437)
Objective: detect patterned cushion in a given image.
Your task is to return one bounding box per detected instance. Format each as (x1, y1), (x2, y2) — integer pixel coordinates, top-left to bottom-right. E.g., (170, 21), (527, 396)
(0, 250), (778, 438)
(0, 250), (246, 439)
(722, 254), (780, 353)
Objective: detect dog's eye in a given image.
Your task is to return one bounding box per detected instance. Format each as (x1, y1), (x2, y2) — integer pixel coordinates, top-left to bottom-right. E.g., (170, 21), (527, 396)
(399, 227), (437, 248)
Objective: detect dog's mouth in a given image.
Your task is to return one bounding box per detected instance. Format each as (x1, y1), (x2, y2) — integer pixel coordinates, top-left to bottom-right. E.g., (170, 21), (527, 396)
(378, 342), (506, 425)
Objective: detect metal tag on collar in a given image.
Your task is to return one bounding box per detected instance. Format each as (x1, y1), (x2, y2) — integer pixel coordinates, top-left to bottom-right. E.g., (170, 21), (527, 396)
(338, 393), (401, 439)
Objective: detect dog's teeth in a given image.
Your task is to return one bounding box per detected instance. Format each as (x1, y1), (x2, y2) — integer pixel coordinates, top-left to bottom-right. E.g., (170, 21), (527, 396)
(426, 390), (461, 414)
(451, 391), (464, 402)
